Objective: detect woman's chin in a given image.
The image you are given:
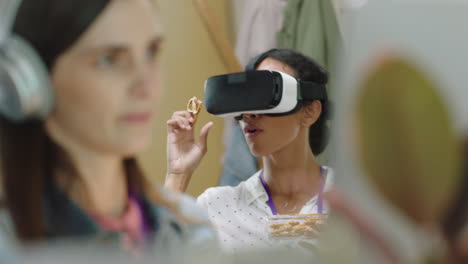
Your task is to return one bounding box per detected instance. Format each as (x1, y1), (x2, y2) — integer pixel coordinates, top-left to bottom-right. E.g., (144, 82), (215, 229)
(248, 146), (269, 158)
(118, 137), (152, 157)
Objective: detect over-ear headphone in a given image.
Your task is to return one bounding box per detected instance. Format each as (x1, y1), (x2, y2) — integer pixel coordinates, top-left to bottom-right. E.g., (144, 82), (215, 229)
(0, 0), (54, 121)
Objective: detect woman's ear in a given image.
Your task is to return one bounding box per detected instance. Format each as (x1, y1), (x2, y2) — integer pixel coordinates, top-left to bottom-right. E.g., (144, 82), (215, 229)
(301, 100), (322, 127)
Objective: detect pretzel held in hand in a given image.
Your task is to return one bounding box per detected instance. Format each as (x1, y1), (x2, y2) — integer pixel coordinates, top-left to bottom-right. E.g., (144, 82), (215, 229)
(186, 96), (203, 126)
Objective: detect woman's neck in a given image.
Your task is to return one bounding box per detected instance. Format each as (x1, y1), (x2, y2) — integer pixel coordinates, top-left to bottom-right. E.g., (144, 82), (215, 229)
(57, 148), (128, 217)
(262, 138), (321, 198)
(48, 125), (128, 217)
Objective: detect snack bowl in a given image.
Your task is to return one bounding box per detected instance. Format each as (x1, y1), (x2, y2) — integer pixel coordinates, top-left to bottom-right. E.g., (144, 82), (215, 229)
(267, 214), (328, 239)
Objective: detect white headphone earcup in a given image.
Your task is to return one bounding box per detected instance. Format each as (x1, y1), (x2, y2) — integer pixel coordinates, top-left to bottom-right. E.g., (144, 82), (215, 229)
(0, 35), (53, 121)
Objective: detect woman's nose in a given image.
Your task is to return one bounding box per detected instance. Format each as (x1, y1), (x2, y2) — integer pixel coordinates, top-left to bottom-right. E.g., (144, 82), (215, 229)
(130, 66), (159, 99)
(242, 113), (261, 120)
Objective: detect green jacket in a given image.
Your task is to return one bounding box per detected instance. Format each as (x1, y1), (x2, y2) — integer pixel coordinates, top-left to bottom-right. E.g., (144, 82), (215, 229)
(277, 0), (343, 165)
(277, 0), (342, 71)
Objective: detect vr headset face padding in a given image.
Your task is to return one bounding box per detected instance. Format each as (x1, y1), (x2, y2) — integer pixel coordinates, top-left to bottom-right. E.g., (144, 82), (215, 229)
(204, 70), (327, 119)
(0, 35), (54, 121)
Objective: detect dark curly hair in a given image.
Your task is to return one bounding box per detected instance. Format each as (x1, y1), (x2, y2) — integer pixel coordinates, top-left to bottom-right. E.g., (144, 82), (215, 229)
(245, 49), (331, 155)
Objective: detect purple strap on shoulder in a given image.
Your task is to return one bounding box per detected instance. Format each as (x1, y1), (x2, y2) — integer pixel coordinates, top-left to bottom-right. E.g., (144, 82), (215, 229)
(259, 171), (278, 215)
(260, 167), (326, 215)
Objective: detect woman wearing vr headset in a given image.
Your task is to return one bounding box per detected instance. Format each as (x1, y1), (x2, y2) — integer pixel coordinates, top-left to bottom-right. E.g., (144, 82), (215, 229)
(166, 49), (333, 251)
(0, 0), (216, 255)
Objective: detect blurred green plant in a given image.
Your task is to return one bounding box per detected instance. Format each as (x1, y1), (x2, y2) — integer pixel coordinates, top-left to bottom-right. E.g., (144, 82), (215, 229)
(355, 55), (462, 230)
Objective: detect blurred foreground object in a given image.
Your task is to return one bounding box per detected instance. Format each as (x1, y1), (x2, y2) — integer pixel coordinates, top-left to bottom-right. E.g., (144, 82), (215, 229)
(317, 0), (468, 263)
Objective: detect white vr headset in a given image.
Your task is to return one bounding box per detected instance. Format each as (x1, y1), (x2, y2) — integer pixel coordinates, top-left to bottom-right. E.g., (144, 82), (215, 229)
(204, 70), (328, 120)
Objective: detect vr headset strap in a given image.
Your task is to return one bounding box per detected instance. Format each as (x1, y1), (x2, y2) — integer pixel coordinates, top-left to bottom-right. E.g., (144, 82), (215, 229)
(299, 81), (328, 101)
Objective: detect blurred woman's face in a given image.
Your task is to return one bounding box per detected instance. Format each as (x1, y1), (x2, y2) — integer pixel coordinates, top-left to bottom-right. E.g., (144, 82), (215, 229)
(47, 0), (163, 156)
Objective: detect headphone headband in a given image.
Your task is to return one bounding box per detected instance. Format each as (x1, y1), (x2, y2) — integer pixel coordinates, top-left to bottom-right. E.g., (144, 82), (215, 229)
(0, 0), (21, 45)
(0, 0), (54, 121)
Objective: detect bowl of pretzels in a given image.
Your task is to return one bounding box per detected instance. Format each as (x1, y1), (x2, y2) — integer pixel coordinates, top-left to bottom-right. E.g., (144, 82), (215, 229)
(267, 214), (328, 239)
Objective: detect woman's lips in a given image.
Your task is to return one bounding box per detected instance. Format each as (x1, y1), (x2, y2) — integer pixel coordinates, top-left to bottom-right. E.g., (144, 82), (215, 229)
(122, 112), (152, 124)
(244, 124), (264, 138)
